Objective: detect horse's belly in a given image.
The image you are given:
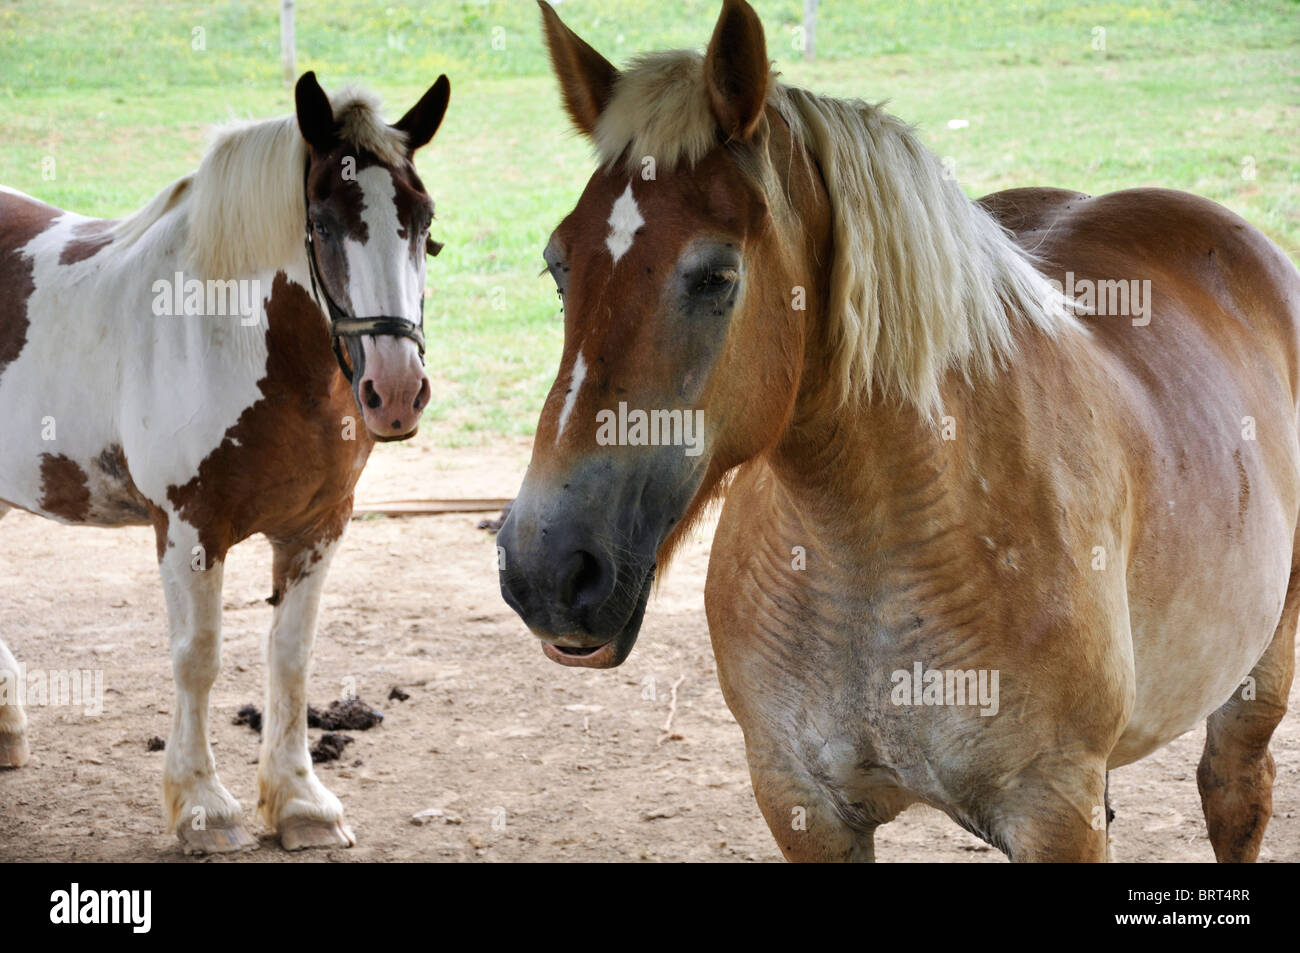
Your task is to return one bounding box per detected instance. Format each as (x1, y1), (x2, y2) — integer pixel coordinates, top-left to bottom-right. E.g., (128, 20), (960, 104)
(1111, 529), (1292, 766)
(0, 436), (153, 528)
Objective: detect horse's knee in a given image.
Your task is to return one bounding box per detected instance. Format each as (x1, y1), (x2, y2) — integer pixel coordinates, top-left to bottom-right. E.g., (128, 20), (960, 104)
(745, 755), (881, 862)
(993, 763), (1110, 862)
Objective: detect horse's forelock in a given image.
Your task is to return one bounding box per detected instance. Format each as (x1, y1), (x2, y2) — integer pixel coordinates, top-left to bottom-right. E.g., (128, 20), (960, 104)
(593, 51), (772, 175)
(330, 86), (409, 168)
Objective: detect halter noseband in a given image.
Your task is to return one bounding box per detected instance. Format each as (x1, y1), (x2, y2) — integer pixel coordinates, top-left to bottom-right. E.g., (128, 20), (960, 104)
(303, 158), (427, 383)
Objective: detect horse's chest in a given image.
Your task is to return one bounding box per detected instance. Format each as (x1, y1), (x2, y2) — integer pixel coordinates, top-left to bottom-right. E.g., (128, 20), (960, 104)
(163, 377), (372, 552)
(710, 560), (984, 818)
(147, 274), (375, 551)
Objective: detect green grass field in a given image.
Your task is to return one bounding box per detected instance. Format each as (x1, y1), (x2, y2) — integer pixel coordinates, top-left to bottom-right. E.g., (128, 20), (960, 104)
(1, 1), (1297, 445)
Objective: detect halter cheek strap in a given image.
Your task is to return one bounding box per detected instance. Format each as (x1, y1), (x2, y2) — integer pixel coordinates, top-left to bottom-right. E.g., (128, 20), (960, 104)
(303, 158), (427, 383)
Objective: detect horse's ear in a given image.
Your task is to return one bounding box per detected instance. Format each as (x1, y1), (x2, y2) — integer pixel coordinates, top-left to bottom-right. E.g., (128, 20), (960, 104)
(538, 0), (618, 137)
(704, 0), (770, 142)
(295, 71), (337, 153)
(396, 75), (451, 155)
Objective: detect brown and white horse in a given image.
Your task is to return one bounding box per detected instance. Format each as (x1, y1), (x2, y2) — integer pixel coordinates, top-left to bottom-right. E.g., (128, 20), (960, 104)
(499, 0), (1300, 861)
(0, 72), (449, 853)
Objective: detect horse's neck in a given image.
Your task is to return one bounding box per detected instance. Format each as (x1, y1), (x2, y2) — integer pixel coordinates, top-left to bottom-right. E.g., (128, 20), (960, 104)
(772, 391), (956, 536)
(767, 365), (1038, 584)
(127, 203), (325, 369)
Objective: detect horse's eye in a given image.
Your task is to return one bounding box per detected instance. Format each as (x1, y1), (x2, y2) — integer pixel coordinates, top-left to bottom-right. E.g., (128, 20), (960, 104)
(313, 221), (329, 239)
(698, 269), (739, 292)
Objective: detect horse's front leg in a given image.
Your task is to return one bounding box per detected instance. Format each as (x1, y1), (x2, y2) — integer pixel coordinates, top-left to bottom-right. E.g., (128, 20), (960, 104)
(257, 528), (355, 851)
(158, 517), (257, 853)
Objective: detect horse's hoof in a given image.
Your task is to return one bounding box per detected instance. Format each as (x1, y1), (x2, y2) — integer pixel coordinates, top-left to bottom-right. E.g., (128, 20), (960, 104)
(279, 817), (356, 851)
(177, 821), (259, 855)
(0, 733), (29, 768)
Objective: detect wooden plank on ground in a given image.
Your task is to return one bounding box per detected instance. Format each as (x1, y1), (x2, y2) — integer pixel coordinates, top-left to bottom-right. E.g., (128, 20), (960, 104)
(352, 498), (512, 518)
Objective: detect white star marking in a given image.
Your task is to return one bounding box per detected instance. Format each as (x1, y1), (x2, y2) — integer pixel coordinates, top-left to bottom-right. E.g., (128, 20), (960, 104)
(605, 183), (644, 264)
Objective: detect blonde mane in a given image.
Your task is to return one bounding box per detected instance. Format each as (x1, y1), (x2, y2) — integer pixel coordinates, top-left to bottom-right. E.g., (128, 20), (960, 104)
(595, 51), (1078, 417)
(113, 85), (407, 280)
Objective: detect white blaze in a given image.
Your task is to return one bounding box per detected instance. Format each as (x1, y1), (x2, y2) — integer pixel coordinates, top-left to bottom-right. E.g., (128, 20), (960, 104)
(555, 351), (587, 443)
(605, 183), (644, 264)
(343, 165), (422, 321)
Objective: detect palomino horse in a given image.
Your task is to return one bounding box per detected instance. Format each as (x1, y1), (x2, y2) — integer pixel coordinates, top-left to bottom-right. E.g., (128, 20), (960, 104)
(0, 72), (449, 853)
(499, 0), (1300, 861)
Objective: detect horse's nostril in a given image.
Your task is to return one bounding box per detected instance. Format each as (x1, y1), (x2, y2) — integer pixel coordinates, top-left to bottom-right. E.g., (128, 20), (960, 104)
(413, 378), (431, 411)
(361, 380), (383, 410)
(559, 549), (604, 611)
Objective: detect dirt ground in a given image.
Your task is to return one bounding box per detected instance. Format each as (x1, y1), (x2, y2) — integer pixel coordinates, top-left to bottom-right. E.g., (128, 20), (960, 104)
(0, 439), (1296, 863)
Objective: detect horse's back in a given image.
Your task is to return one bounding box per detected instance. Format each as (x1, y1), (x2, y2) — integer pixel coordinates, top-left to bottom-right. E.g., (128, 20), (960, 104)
(984, 186), (1300, 395)
(986, 185), (1300, 475)
(987, 186), (1300, 762)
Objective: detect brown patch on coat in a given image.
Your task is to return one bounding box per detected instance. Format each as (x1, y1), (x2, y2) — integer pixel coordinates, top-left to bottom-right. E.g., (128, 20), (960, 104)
(303, 149), (374, 315)
(39, 454), (91, 523)
(166, 271), (374, 563)
(0, 192), (60, 379)
(147, 503), (171, 563)
(58, 219), (117, 265)
(87, 444), (152, 525)
(29, 445), (153, 528)
(268, 504), (350, 606)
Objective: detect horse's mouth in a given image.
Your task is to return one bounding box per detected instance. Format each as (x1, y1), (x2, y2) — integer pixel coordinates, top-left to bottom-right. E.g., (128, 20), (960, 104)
(371, 425), (420, 443)
(536, 568), (654, 669)
(542, 639), (619, 668)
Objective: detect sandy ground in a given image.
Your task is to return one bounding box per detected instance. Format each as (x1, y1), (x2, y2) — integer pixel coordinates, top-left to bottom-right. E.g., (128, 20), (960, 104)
(0, 439), (1296, 863)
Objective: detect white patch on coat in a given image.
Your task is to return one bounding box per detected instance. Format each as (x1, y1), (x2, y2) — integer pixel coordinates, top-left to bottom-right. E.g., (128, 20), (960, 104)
(555, 351), (587, 443)
(605, 183), (644, 264)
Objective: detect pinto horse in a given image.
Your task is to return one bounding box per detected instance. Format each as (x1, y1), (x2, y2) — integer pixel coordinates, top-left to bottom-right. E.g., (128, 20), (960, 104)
(0, 72), (449, 853)
(499, 0), (1300, 861)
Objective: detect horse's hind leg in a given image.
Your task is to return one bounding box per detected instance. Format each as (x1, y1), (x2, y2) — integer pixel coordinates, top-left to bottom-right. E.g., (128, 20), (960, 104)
(157, 517), (257, 854)
(0, 505), (27, 768)
(1197, 573), (1296, 862)
(257, 526), (354, 851)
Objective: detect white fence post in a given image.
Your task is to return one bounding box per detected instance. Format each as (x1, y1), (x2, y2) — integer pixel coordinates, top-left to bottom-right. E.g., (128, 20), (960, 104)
(803, 0), (817, 61)
(281, 0), (296, 88)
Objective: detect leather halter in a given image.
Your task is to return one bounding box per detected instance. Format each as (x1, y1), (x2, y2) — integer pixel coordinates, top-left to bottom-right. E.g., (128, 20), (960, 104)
(303, 158), (426, 383)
